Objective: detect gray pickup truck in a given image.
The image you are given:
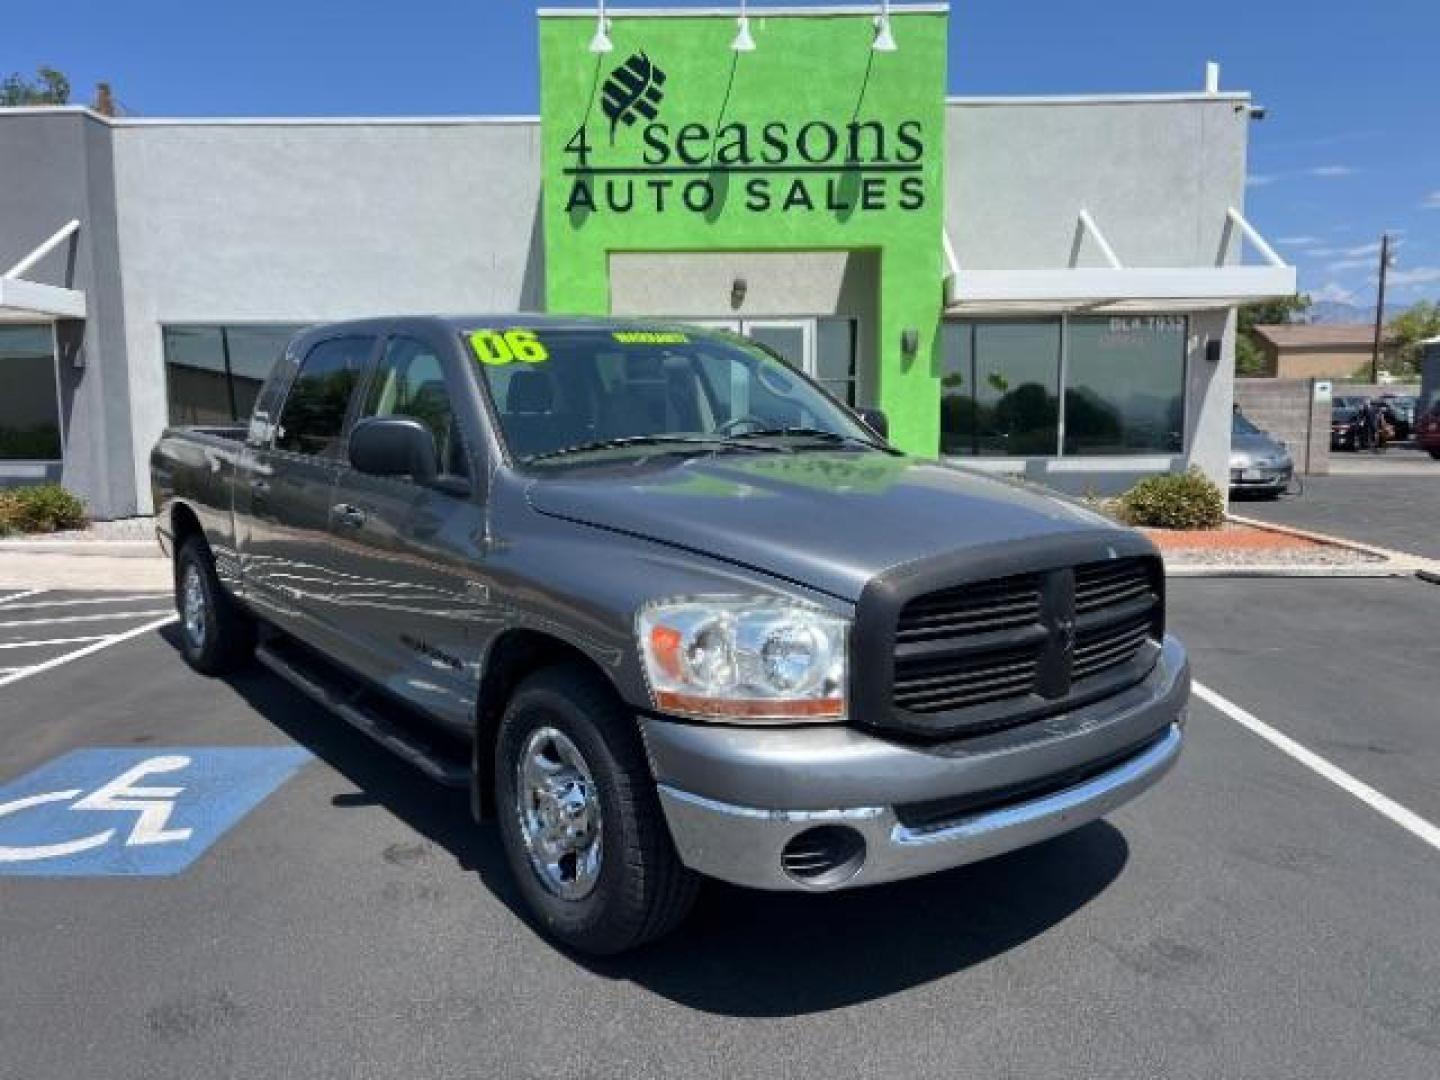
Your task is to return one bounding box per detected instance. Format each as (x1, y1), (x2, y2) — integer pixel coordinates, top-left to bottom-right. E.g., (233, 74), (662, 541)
(151, 316), (1189, 954)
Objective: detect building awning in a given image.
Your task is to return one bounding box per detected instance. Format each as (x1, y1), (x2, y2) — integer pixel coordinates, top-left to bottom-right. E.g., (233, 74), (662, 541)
(0, 277), (86, 322)
(1, 220), (86, 322)
(943, 208), (1296, 315)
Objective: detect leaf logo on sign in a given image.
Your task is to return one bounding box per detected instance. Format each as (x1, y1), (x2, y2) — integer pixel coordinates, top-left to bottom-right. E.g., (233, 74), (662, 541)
(600, 52), (667, 145)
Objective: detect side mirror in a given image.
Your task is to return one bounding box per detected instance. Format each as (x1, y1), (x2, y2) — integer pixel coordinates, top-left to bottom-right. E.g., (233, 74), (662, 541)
(349, 416), (438, 484)
(856, 407), (889, 440)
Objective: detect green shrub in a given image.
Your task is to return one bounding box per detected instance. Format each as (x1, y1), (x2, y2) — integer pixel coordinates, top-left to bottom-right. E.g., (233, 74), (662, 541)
(1115, 469), (1225, 531)
(0, 484), (89, 535)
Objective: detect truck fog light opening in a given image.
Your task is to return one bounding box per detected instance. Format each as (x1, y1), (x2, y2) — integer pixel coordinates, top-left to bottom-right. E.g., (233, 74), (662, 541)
(781, 825), (866, 886)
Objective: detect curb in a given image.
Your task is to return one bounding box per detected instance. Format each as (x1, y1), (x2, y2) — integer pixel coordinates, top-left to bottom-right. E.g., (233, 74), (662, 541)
(1166, 563), (1411, 579)
(0, 541), (163, 559)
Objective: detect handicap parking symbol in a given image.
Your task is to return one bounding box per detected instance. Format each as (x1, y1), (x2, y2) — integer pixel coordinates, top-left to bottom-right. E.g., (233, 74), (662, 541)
(0, 747), (311, 876)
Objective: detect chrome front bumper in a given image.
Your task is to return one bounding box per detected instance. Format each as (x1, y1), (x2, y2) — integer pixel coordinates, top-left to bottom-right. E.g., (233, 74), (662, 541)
(643, 635), (1189, 892)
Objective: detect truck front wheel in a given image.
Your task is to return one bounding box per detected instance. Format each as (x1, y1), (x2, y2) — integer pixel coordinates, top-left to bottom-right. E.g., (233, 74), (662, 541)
(175, 537), (256, 675)
(494, 665), (698, 955)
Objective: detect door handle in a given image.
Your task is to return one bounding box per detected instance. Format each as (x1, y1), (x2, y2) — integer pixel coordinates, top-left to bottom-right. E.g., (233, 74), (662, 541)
(333, 503), (367, 529)
(250, 477), (269, 494)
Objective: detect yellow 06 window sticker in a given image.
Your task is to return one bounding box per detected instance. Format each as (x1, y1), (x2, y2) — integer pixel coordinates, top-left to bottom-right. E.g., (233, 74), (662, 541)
(468, 329), (549, 365)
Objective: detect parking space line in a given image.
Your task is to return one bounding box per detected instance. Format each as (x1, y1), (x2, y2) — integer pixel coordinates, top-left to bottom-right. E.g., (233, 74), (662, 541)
(0, 595), (168, 612)
(0, 636), (110, 650)
(0, 615), (178, 689)
(0, 589), (45, 607)
(1194, 680), (1440, 854)
(0, 610), (173, 630)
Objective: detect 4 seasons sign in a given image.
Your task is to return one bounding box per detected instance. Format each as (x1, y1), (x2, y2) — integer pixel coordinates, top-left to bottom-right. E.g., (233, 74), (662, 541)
(564, 50), (930, 218)
(540, 9), (948, 456)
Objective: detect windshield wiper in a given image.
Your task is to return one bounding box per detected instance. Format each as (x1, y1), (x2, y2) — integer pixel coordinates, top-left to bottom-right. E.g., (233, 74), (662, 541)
(523, 434), (784, 464)
(727, 426), (896, 453)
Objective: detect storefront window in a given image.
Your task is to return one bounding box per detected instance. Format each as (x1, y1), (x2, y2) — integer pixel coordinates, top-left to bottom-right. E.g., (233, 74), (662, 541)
(1064, 316), (1186, 455)
(941, 320), (1061, 456)
(163, 324), (305, 425)
(0, 325), (62, 461)
(940, 315), (1187, 458)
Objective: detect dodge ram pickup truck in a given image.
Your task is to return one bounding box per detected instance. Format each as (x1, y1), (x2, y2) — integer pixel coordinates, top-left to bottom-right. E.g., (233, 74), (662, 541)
(151, 316), (1189, 955)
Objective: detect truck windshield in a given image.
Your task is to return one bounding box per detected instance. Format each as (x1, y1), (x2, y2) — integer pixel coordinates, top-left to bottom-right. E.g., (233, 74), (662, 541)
(464, 327), (882, 463)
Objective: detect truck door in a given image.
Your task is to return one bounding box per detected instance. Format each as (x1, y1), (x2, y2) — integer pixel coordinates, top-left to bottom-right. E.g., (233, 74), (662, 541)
(238, 333), (377, 644)
(323, 332), (488, 735)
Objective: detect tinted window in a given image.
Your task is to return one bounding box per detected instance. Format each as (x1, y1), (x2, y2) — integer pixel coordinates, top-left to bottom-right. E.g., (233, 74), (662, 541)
(0, 325), (61, 461)
(1064, 316), (1185, 455)
(941, 321), (1061, 456)
(163, 324), (306, 425)
(275, 336), (373, 456)
(362, 336), (468, 479)
(1233, 410), (1262, 436)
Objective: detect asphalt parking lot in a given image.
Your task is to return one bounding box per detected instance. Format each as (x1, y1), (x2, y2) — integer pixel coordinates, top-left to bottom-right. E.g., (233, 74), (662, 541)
(1238, 461), (1440, 561)
(0, 578), (1437, 1079)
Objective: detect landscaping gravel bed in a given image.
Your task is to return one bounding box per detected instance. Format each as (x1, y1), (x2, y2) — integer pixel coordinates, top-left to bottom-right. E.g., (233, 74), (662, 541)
(1, 516), (158, 544)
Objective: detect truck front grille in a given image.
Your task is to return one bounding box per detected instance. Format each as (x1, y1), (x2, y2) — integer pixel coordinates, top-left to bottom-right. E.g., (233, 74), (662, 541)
(882, 556), (1162, 735)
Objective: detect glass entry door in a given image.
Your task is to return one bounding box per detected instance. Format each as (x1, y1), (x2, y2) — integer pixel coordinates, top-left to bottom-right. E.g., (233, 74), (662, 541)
(694, 318), (858, 406)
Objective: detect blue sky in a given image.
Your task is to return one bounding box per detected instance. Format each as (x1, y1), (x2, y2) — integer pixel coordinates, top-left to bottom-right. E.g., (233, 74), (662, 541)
(7, 1), (1437, 309)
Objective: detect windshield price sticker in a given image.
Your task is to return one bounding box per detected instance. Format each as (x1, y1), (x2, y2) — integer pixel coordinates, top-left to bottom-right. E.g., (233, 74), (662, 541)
(469, 329), (550, 366)
(612, 331), (689, 345)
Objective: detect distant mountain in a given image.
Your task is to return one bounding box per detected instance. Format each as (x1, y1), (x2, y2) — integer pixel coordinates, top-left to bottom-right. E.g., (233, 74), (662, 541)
(1302, 300), (1405, 324)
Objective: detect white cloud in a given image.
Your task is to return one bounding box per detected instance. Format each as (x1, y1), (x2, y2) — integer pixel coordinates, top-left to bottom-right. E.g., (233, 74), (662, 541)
(1246, 174), (1276, 187)
(1308, 165), (1357, 177)
(1422, 190), (1440, 209)
(1327, 257), (1375, 272)
(1386, 266), (1440, 286)
(1310, 282), (1358, 304)
(1277, 236), (1321, 246)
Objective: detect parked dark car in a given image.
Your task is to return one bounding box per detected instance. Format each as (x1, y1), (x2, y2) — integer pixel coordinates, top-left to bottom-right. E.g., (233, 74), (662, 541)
(1331, 405), (1365, 451)
(1416, 399), (1440, 459)
(150, 316), (1189, 954)
(1229, 409), (1293, 497)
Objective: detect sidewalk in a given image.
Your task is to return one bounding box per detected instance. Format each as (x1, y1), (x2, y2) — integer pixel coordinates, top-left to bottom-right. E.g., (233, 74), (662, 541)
(0, 552), (172, 591)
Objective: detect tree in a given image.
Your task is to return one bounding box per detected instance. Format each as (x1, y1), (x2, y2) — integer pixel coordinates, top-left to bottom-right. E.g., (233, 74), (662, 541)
(1235, 293), (1311, 376)
(1385, 300), (1440, 378)
(0, 66), (70, 106)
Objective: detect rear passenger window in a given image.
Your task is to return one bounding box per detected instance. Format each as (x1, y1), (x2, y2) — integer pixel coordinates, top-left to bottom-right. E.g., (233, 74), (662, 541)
(361, 336), (468, 480)
(275, 336), (373, 456)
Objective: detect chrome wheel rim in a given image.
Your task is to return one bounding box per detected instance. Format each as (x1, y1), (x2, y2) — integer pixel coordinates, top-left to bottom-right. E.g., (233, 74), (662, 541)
(181, 563), (207, 650)
(515, 726), (603, 900)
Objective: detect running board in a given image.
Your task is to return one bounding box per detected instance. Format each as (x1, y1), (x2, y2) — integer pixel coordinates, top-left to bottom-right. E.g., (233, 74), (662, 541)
(255, 641), (469, 787)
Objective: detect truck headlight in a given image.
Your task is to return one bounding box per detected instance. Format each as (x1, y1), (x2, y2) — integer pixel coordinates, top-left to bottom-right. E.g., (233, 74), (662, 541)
(637, 598), (848, 722)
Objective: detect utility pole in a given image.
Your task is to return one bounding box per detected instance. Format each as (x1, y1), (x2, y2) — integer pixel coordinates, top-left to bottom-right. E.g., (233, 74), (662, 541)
(1371, 232), (1392, 383)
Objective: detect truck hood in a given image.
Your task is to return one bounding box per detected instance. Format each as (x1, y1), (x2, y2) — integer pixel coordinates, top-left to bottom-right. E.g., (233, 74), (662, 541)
(524, 452), (1131, 600)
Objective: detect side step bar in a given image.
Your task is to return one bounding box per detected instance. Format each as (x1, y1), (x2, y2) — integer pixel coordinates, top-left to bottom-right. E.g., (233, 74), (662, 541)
(256, 641), (469, 787)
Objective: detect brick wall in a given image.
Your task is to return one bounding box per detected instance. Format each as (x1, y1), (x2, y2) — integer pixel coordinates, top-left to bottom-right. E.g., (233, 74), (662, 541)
(1234, 378), (1331, 475)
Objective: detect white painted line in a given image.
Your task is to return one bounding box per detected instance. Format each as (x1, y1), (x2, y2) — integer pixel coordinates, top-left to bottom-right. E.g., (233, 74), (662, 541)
(0, 609), (173, 630)
(0, 615), (178, 689)
(0, 589), (45, 608)
(0, 594), (168, 612)
(0, 636), (109, 650)
(1194, 681), (1440, 854)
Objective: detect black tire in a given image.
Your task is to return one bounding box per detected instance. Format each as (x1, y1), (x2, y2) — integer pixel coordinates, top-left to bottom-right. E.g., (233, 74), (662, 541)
(175, 536), (256, 675)
(1429, 449), (1440, 461)
(494, 664), (698, 955)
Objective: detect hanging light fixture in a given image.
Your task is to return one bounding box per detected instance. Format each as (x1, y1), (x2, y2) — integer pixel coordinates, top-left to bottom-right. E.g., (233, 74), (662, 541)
(732, 0), (757, 52)
(872, 0), (898, 52)
(589, 0), (614, 54)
